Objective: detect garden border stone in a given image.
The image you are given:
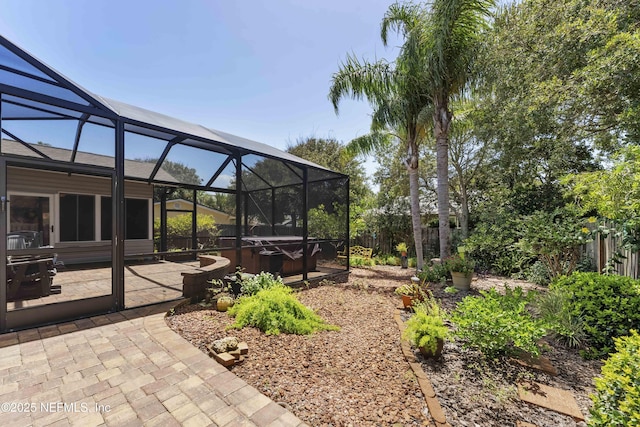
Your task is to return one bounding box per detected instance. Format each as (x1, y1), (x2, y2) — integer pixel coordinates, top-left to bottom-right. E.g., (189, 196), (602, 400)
(395, 307), (451, 427)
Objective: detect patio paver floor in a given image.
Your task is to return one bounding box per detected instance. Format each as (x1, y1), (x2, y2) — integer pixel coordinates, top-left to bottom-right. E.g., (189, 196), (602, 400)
(0, 302), (308, 426)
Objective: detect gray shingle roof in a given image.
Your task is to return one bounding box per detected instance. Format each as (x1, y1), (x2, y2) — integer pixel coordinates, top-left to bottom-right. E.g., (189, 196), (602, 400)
(1, 139), (178, 182)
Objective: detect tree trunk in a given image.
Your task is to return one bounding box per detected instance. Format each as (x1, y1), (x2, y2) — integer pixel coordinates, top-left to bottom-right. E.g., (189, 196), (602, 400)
(435, 104), (452, 259)
(408, 166), (424, 270)
(405, 133), (424, 271)
(459, 180), (469, 239)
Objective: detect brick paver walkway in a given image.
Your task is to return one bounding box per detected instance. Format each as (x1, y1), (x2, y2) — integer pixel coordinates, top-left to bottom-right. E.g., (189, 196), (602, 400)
(0, 303), (307, 426)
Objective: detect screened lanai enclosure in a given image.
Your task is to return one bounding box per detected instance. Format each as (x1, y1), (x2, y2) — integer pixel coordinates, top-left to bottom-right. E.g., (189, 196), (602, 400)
(0, 35), (349, 332)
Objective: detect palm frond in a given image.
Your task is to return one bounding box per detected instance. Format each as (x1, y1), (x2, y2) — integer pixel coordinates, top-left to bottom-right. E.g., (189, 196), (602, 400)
(426, 0), (497, 96)
(344, 131), (393, 157)
(381, 2), (426, 45)
(328, 54), (394, 114)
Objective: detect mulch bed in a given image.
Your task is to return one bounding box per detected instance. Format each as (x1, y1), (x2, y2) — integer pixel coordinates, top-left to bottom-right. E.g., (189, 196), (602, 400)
(166, 266), (602, 426)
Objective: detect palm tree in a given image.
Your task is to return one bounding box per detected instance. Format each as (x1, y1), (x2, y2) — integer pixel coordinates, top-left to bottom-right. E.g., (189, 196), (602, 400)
(329, 3), (432, 270)
(421, 0), (495, 257)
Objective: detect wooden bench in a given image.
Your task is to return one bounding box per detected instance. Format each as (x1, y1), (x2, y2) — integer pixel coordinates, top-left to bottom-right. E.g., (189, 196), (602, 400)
(337, 245), (373, 261)
(181, 255), (231, 298)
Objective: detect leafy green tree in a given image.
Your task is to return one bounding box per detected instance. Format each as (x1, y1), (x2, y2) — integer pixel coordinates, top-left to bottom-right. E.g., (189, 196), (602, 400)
(141, 158), (201, 202)
(287, 137), (371, 244)
(565, 146), (640, 222)
(286, 137), (371, 207)
(448, 97), (491, 238)
(308, 203), (366, 250)
(516, 207), (593, 279)
(473, 0), (640, 216)
(565, 146), (640, 257)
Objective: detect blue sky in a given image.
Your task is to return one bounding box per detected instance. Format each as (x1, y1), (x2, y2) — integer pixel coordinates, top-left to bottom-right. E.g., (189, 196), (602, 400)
(0, 0), (402, 184)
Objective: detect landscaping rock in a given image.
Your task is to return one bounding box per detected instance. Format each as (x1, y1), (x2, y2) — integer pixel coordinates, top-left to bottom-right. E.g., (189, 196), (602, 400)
(213, 351), (236, 367)
(238, 341), (249, 355)
(518, 381), (585, 421)
(210, 336), (239, 354)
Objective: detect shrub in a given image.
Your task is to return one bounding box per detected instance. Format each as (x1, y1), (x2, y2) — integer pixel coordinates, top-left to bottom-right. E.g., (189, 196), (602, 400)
(350, 256), (375, 267)
(552, 272), (640, 358)
(450, 287), (547, 358)
(444, 254), (475, 274)
(576, 252), (597, 273)
(417, 263), (449, 283)
(403, 298), (449, 354)
(589, 330), (640, 427)
(463, 209), (525, 275)
(526, 261), (551, 286)
(516, 208), (593, 280)
(154, 213), (218, 249)
(227, 283), (339, 335)
(373, 254), (400, 266)
(240, 272), (283, 296)
(533, 288), (586, 348)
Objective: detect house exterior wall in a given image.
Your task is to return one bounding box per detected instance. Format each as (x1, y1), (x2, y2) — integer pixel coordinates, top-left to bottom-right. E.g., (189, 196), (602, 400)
(7, 167), (153, 263)
(153, 199), (235, 224)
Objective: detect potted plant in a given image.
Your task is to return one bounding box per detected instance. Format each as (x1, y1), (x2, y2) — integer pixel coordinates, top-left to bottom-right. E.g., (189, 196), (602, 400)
(395, 283), (426, 309)
(403, 298), (448, 357)
(396, 242), (409, 269)
(445, 254), (475, 290)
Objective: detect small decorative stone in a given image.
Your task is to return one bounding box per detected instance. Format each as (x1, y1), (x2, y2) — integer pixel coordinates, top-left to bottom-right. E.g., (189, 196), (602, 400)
(238, 342), (249, 355)
(213, 352), (235, 367)
(210, 337), (239, 354)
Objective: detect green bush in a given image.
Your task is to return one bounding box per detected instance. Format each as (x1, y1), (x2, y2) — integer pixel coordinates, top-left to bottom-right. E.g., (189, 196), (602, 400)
(533, 288), (586, 348)
(403, 298), (449, 354)
(417, 263), (449, 283)
(350, 256), (375, 267)
(154, 213), (218, 243)
(227, 283), (339, 335)
(526, 260), (551, 286)
(516, 208), (593, 280)
(552, 272), (640, 358)
(463, 208), (525, 275)
(451, 287), (547, 358)
(373, 254), (400, 266)
(589, 330), (640, 427)
(240, 272), (283, 296)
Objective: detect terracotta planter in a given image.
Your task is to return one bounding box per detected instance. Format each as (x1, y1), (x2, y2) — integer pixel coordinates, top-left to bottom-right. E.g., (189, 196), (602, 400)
(401, 294), (424, 309)
(401, 295), (413, 309)
(419, 338), (444, 358)
(451, 271), (473, 290)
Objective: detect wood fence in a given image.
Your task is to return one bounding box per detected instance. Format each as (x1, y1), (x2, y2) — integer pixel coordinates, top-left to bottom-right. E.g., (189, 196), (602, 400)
(351, 227), (447, 257)
(585, 226), (640, 279)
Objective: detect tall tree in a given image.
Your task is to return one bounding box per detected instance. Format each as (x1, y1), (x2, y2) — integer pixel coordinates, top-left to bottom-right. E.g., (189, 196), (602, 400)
(286, 136), (371, 207)
(471, 0), (640, 214)
(418, 0), (495, 258)
(288, 136), (373, 245)
(329, 2), (432, 269)
(448, 98), (490, 238)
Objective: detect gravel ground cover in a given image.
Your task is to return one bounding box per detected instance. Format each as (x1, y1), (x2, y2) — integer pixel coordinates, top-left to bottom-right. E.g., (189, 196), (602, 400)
(166, 266), (602, 426)
(166, 266), (429, 426)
